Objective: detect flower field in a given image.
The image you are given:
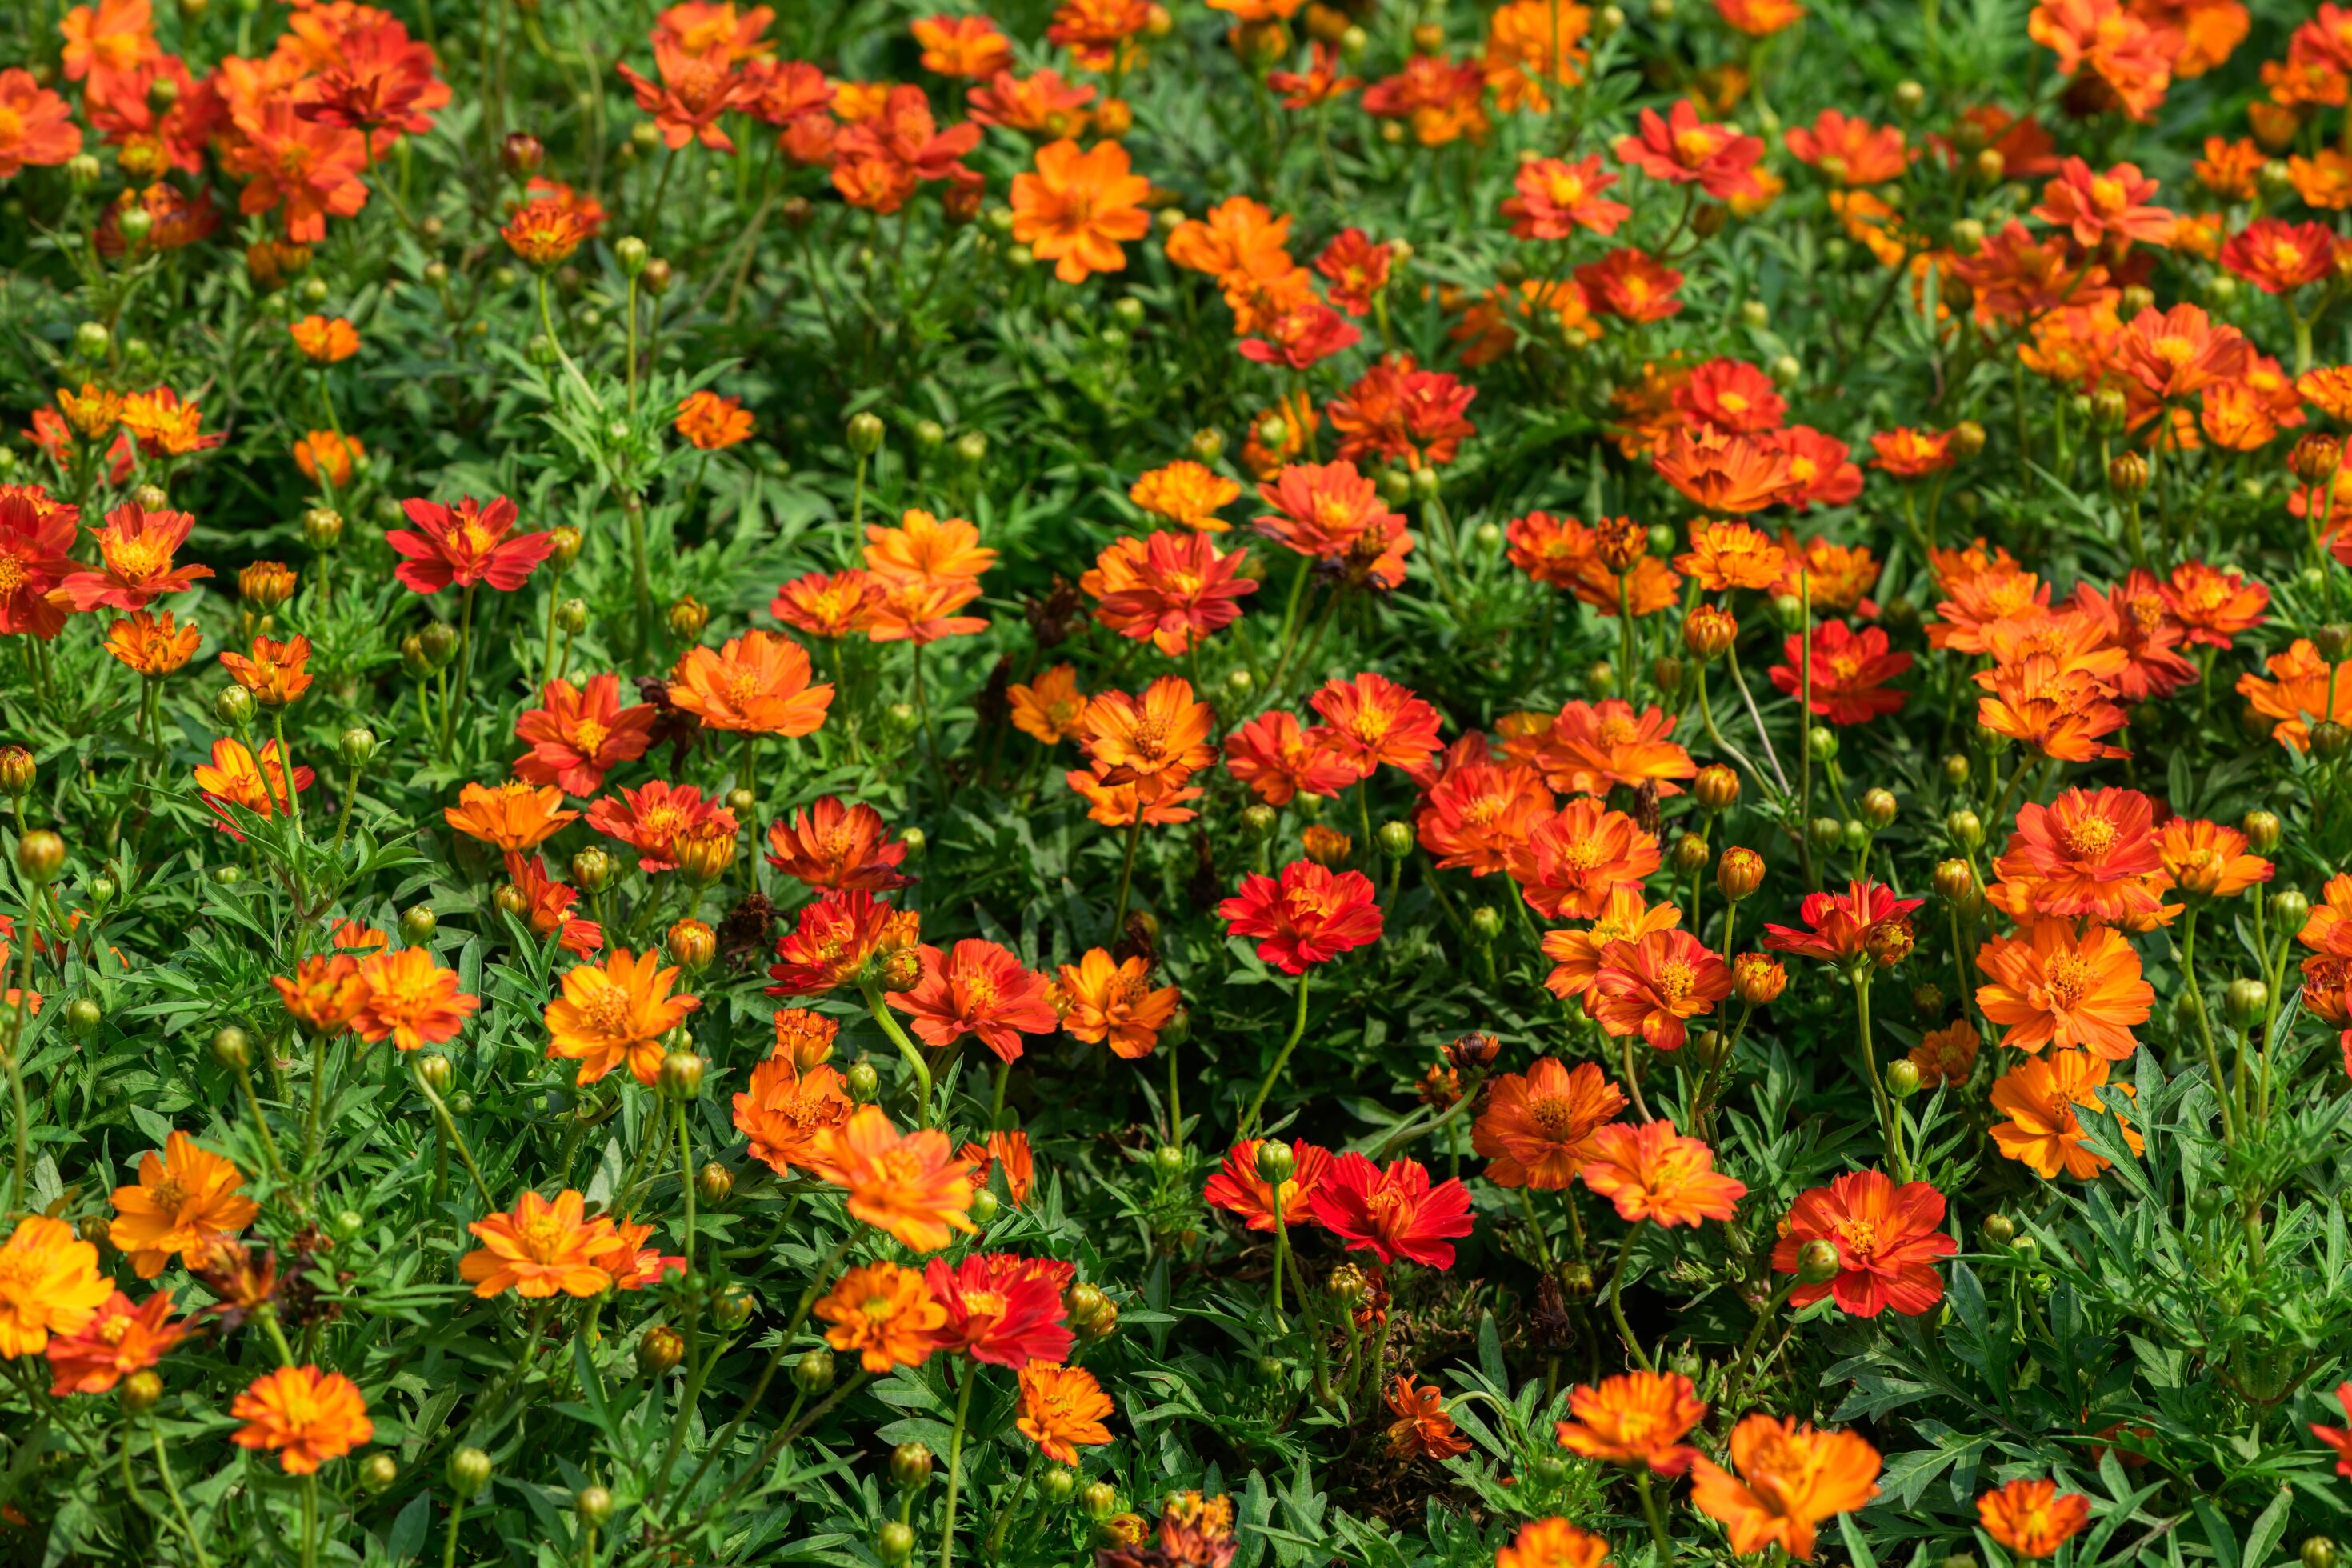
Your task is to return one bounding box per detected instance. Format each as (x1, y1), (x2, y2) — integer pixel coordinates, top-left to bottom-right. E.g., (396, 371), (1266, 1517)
(6, 0), (2352, 1564)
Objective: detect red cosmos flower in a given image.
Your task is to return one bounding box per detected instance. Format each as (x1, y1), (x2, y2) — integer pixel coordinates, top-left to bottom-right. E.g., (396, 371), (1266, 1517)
(586, 780), (738, 873)
(617, 38), (756, 151)
(1203, 1138), (1333, 1230)
(1501, 154), (1630, 240)
(1360, 54), (1489, 146)
(1615, 98), (1766, 200)
(0, 486), (80, 639)
(1222, 710), (1357, 806)
(2221, 218), (2338, 294)
(1308, 1153), (1475, 1269)
(1218, 861), (1384, 974)
(2313, 1385), (2352, 1481)
(1868, 427), (1956, 478)
(1087, 531), (1260, 654)
(513, 674), (658, 795)
(1770, 1170), (1958, 1318)
(55, 502), (212, 612)
(1575, 248), (1685, 322)
(1507, 798), (1662, 921)
(1762, 880), (1926, 966)
(1578, 1120), (1748, 1226)
(1309, 673), (1443, 779)
(1990, 786), (2166, 922)
(502, 852), (602, 958)
(890, 938), (1059, 1062)
(922, 1253), (1074, 1369)
(298, 17), (447, 137)
(767, 889), (920, 997)
(1674, 358), (1786, 434)
(1783, 109), (1908, 185)
(43, 1290), (188, 1395)
(1417, 758), (1556, 876)
(2031, 158), (2173, 251)
(2093, 574), (2198, 700)
(1254, 460), (1413, 586)
(0, 69), (84, 180)
(1952, 222), (2114, 325)
(1770, 621), (1914, 725)
(765, 796), (911, 892)
(1775, 426), (1866, 509)
(1268, 41), (1360, 108)
(86, 58), (214, 175)
(2163, 559), (2267, 646)
(1652, 426), (1790, 514)
(2115, 303), (2250, 403)
(1314, 229), (1392, 316)
(386, 495), (555, 594)
(1238, 297), (1362, 371)
(1590, 928), (1733, 1050)
(222, 98), (370, 242)
(1326, 354), (1477, 470)
(772, 569), (886, 639)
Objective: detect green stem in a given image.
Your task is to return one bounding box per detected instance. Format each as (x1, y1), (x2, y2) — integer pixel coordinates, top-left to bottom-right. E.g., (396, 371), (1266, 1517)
(862, 981), (934, 1120)
(1239, 970), (1313, 1138)
(937, 1364), (978, 1568)
(1602, 1230), (1655, 1373)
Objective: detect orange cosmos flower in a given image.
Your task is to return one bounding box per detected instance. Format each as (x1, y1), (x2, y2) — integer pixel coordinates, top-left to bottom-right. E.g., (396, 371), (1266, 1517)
(444, 780), (578, 850)
(0, 69), (84, 178)
(959, 1128), (1038, 1207)
(616, 36), (755, 151)
(2222, 217), (2337, 294)
(1010, 137), (1150, 284)
(1770, 1170), (1957, 1318)
(1674, 518), (1785, 591)
(586, 780), (737, 874)
(866, 506), (994, 584)
(105, 607), (202, 677)
(1777, 530), (1881, 614)
(1909, 1021), (1980, 1087)
(1496, 1518), (1614, 1568)
(1690, 1416), (1880, 1560)
(1417, 757), (1554, 876)
(2115, 302), (2248, 402)
(810, 1105), (977, 1252)
(194, 738), (312, 837)
(1222, 710), (1354, 806)
(514, 673), (658, 796)
(1578, 1119), (1747, 1226)
(1010, 665), (1088, 746)
(890, 938), (1059, 1062)
(1501, 154), (1630, 239)
(1130, 461), (1238, 532)
(1472, 1057), (1628, 1188)
(230, 1366), (373, 1474)
(1977, 657), (2130, 762)
(1554, 1370), (1706, 1474)
(868, 574), (989, 644)
(1018, 1361), (1114, 1462)
(544, 947), (701, 1087)
(674, 390), (754, 450)
(459, 1188), (630, 1298)
(1054, 948), (1179, 1058)
(294, 430), (364, 486)
(1868, 426), (1956, 478)
(1614, 98), (1766, 199)
(1770, 620), (1913, 726)
(289, 314), (360, 362)
(1990, 786), (2169, 923)
(218, 633), (314, 706)
(734, 1054), (853, 1175)
(501, 194), (594, 267)
(1512, 698), (1697, 797)
(669, 629), (833, 736)
(109, 1131), (259, 1278)
(1576, 246), (1686, 322)
(1974, 922), (2152, 1059)
(1507, 799), (1662, 922)
(1989, 1049), (2142, 1178)
(1254, 459), (1410, 570)
(1590, 928), (1732, 1050)
(0, 1216), (111, 1358)
(1651, 425), (1789, 514)
(1385, 1376), (1472, 1462)
(1307, 672), (1443, 778)
(912, 13), (1012, 75)
(1164, 194), (1293, 282)
(1218, 860), (1384, 973)
(503, 853), (602, 958)
(1086, 530), (1260, 654)
(1978, 1479), (2092, 1559)
(271, 953), (367, 1037)
(817, 1260), (946, 1372)
(1078, 677), (1216, 802)
(388, 494), (555, 594)
(2031, 158), (2173, 250)
(772, 569), (886, 639)
(1540, 889), (1682, 1007)
(2238, 638), (2352, 751)
(116, 386), (218, 456)
(765, 796), (910, 892)
(350, 946), (478, 1051)
(43, 1290), (188, 1394)
(1202, 1137), (1331, 1230)
(1785, 108), (1908, 185)
(57, 502), (213, 612)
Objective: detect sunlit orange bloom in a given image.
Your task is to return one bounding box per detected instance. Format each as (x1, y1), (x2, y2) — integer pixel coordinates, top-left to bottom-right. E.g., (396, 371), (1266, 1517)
(2030, 157), (2173, 253)
(1974, 922), (2152, 1059)
(1385, 1376), (1472, 1462)
(1784, 108), (1907, 184)
(2221, 217), (2336, 294)
(1203, 1137), (1330, 1230)
(502, 852), (601, 958)
(1254, 458), (1406, 566)
(911, 12), (1011, 75)
(674, 390), (754, 450)
(104, 608), (202, 677)
(2301, 874), (2352, 959)
(1268, 40), (1360, 108)
(1361, 53), (1490, 146)
(1540, 888), (1682, 1008)
(1163, 194), (1294, 283)
(1130, 461), (1239, 533)
(1674, 519), (1782, 591)
(1086, 530), (1260, 654)
(271, 953), (367, 1037)
(444, 780), (578, 850)
(1576, 246), (1686, 322)
(544, 947), (700, 1087)
(2164, 559), (2267, 646)
(1515, 699), (1696, 797)
(1653, 425), (1789, 514)
(866, 573), (990, 644)
(1969, 1481), (2092, 1561)
(2200, 381), (2278, 451)
(669, 629), (833, 735)
(109, 1131), (258, 1278)
(57, 500), (211, 613)
(1496, 1518), (1614, 1568)
(1218, 860), (1383, 973)
(500, 194), (593, 267)
(617, 35), (755, 151)
(1473, 1057), (1628, 1188)
(1977, 657), (2130, 762)
(349, 946), (478, 1051)
(1579, 1119), (1746, 1226)
(890, 938), (1058, 1062)
(1418, 758), (1555, 875)
(1010, 136), (1150, 284)
(771, 569), (885, 639)
(59, 0), (159, 86)
(2116, 302), (2250, 404)
(1501, 154), (1629, 239)
(230, 1366), (372, 1475)
(1771, 1169), (1957, 1318)
(733, 1054), (852, 1176)
(513, 674), (658, 797)
(1308, 672), (1443, 778)
(865, 506), (997, 585)
(1591, 928), (1732, 1050)
(44, 1290), (187, 1394)
(1905, 1021), (1979, 1088)
(1017, 1361), (1114, 1462)
(586, 780), (738, 873)
(1507, 798), (1662, 921)
(811, 1106), (977, 1251)
(1953, 221), (2114, 325)
(294, 429), (364, 486)
(1010, 664), (1088, 746)
(1990, 1049), (2142, 1178)
(1690, 1416), (1880, 1559)
(764, 796), (910, 893)
(1991, 787), (2167, 923)
(1868, 426), (1956, 479)
(2154, 818), (2270, 903)
(460, 1189), (628, 1298)
(289, 314), (360, 363)
(218, 634), (313, 706)
(1078, 677), (1216, 803)
(1614, 98), (1766, 200)
(1482, 0), (1591, 110)
(815, 1260), (946, 1372)
(768, 889), (922, 995)
(2029, 0), (2174, 119)
(1927, 566), (2050, 653)
(0, 1217), (111, 1358)
(1055, 948), (1178, 1058)
(1554, 1370), (1706, 1474)
(958, 1128), (1038, 1207)
(193, 738), (312, 836)
(2236, 638), (2352, 752)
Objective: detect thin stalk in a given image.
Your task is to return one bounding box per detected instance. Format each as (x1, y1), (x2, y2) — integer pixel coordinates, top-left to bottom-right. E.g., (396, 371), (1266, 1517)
(1239, 970), (1313, 1138)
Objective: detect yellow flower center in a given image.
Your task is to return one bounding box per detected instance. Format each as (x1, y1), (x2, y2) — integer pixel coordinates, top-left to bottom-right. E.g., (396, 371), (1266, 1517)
(2042, 952), (2093, 1010)
(1529, 1094), (1582, 1141)
(2058, 816), (2116, 860)
(1656, 959), (1696, 1004)
(573, 718), (609, 755)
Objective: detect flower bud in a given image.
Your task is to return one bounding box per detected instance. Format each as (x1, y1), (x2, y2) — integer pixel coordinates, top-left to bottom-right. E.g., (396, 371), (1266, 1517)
(1652, 655), (1685, 694)
(338, 727), (377, 768)
(1375, 821), (1413, 861)
(2315, 721), (2350, 758)
(878, 1522), (915, 1563)
(14, 830), (63, 883)
(1733, 953), (1786, 1005)
(1694, 764), (1739, 811)
(66, 997), (102, 1036)
(361, 1453), (399, 1493)
(1717, 846), (1764, 902)
(1041, 1466), (1076, 1502)
(697, 1161), (734, 1206)
(1469, 906), (1503, 945)
(1979, 1213), (2014, 1246)
(120, 1370), (162, 1413)
(0, 746), (31, 798)
(891, 1442), (934, 1490)
(846, 1059), (880, 1099)
(212, 1025), (253, 1070)
(1255, 1140), (1296, 1185)
(557, 597), (589, 634)
(571, 847), (613, 891)
(418, 621), (458, 668)
(2271, 888), (2310, 930)
(1445, 1030), (1500, 1070)
(669, 917), (717, 971)
(2242, 810), (2281, 853)
(302, 506), (344, 550)
(449, 1446), (493, 1498)
(668, 594), (710, 642)
(638, 1325), (686, 1376)
(614, 235), (649, 276)
(2091, 386), (2128, 433)
(1689, 1029), (1729, 1067)
(1860, 788), (1897, 829)
(1885, 1058), (1921, 1098)
(214, 685), (256, 730)
(2106, 452), (2150, 498)
(1683, 604), (1738, 661)
(660, 1050), (706, 1099)
(793, 1349), (836, 1394)
(1082, 1482), (1121, 1521)
(846, 412), (886, 456)
(575, 1485), (612, 1525)
(2303, 1539), (2336, 1568)
(1672, 832), (1710, 876)
(398, 905), (436, 945)
(1806, 726), (1838, 763)
(1796, 1239), (1842, 1283)
(970, 1186), (999, 1224)
(2225, 978), (2268, 1025)
(1806, 817), (1843, 853)
(2293, 434), (2343, 487)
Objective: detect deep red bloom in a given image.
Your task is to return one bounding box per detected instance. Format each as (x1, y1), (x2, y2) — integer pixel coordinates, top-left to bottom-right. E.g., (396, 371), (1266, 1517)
(1614, 99), (1766, 200)
(764, 796), (912, 892)
(1314, 228), (1393, 315)
(1222, 711), (1357, 806)
(0, 487), (81, 639)
(1769, 621), (1914, 725)
(386, 495), (555, 594)
(1088, 531), (1260, 654)
(766, 889), (921, 997)
(1326, 354), (1476, 470)
(1203, 1138), (1333, 1230)
(1218, 861), (1384, 973)
(922, 1253), (1074, 1368)
(298, 17), (448, 137)
(1307, 1153), (1475, 1269)
(1762, 880), (1926, 965)
(1770, 1170), (1957, 1318)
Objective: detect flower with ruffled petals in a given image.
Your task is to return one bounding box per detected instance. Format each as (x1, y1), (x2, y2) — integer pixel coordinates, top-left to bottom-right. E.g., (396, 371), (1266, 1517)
(586, 780), (736, 874)
(1308, 672), (1443, 778)
(1590, 929), (1732, 1050)
(1974, 922), (2151, 1059)
(387, 494), (554, 594)
(58, 502), (212, 611)
(514, 674), (658, 797)
(818, 1260), (945, 1371)
(924, 1253), (1074, 1368)
(44, 1290), (187, 1394)
(1010, 136), (1150, 283)
(1473, 1058), (1627, 1188)
(1308, 1153), (1474, 1268)
(1054, 949), (1178, 1058)
(1508, 799), (1662, 922)
(1203, 1138), (1331, 1230)
(1690, 1416), (1879, 1560)
(1770, 1170), (1957, 1317)
(0, 1217), (111, 1358)
(1579, 1119), (1746, 1226)
(890, 939), (1058, 1062)
(810, 1106), (977, 1252)
(461, 1189), (628, 1298)
(1978, 1479), (2091, 1559)
(1554, 1370), (1706, 1474)
(1502, 154), (1629, 239)
(1223, 710), (1356, 806)
(733, 1054), (852, 1175)
(772, 569), (885, 639)
(1078, 677), (1216, 803)
(218, 634), (312, 706)
(1017, 1361), (1114, 1462)
(1615, 98), (1766, 200)
(669, 629), (833, 735)
(1763, 879), (1925, 966)
(230, 1366), (372, 1474)
(1086, 531), (1259, 655)
(1770, 620), (1912, 725)
(544, 948), (700, 1086)
(1218, 861), (1383, 973)
(1989, 1049), (2142, 1178)
(109, 1131), (258, 1278)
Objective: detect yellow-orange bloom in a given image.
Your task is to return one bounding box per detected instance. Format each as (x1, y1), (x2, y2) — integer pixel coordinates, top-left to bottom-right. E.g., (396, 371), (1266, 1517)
(218, 633), (313, 706)
(1010, 137), (1151, 284)
(0, 1216), (112, 1358)
(1496, 1518), (1614, 1568)
(1016, 1360), (1115, 1462)
(815, 1260), (945, 1371)
(444, 780), (580, 850)
(459, 1189), (630, 1298)
(350, 946), (480, 1051)
(1990, 1049), (2142, 1179)
(544, 948), (702, 1087)
(1130, 460), (1239, 532)
(810, 1105), (977, 1251)
(1973, 922), (2152, 1059)
(105, 608), (202, 677)
(1078, 676), (1216, 803)
(1691, 1416), (1880, 1559)
(668, 629), (834, 735)
(230, 1366), (374, 1474)
(1978, 1478), (2091, 1559)
(109, 1131), (260, 1279)
(674, 389), (754, 450)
